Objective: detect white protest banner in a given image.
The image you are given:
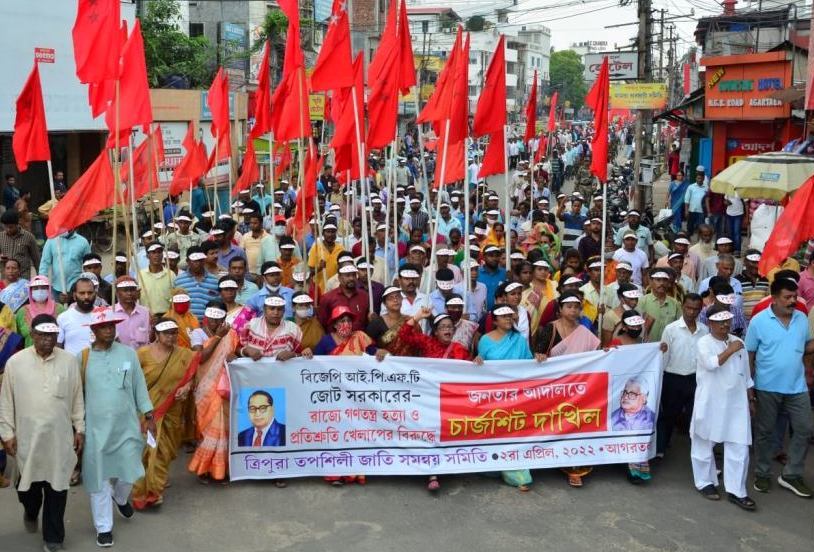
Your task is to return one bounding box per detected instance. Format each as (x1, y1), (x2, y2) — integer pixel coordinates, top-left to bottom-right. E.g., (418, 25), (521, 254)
(228, 344), (663, 480)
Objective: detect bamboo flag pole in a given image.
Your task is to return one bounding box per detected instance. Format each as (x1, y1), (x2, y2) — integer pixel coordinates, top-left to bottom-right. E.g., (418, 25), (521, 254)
(267, 132), (277, 253)
(127, 133), (140, 256)
(350, 85), (374, 312)
(502, 124), (511, 272)
(425, 119), (451, 305)
(112, 79), (121, 283)
(45, 160), (67, 294)
(213, 130), (221, 219)
(462, 137), (471, 297)
(598, 175), (608, 336)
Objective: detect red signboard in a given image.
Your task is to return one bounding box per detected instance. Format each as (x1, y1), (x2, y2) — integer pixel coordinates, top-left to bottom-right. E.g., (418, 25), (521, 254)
(34, 47), (55, 63)
(703, 53), (791, 121)
(439, 372), (609, 442)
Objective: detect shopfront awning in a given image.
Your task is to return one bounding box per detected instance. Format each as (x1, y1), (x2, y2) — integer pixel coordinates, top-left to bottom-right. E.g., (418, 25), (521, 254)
(653, 87), (706, 134)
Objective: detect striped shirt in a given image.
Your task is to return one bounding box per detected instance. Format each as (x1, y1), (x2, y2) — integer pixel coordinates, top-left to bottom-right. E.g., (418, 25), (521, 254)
(736, 273), (770, 320)
(174, 271), (220, 321)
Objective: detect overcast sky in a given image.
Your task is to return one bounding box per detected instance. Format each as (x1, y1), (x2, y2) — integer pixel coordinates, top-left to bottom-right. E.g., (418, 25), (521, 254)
(411, 0), (802, 59)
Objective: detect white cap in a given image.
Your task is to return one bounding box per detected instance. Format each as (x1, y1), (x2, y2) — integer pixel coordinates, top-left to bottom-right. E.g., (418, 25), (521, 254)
(218, 279), (239, 289)
(560, 295), (582, 304)
(188, 252), (206, 261)
(533, 260), (551, 269)
(446, 297), (465, 306)
(674, 237), (691, 245)
(623, 232), (637, 240)
(205, 307), (227, 319)
(409, 245), (426, 254)
(716, 237), (733, 245)
(376, 224), (387, 232)
(210, 228), (225, 236)
(493, 305), (514, 317)
(564, 277), (583, 286)
(338, 265), (357, 274)
(263, 265), (283, 274)
(708, 310), (734, 321)
(115, 279), (139, 289)
(510, 252), (525, 260)
(82, 258), (102, 267)
(115, 255), (128, 263)
(696, 164), (705, 172)
(292, 294), (313, 304)
(715, 293), (736, 305)
(33, 322), (60, 333)
(171, 294), (191, 303)
(399, 269), (420, 279)
(624, 315), (646, 326)
(745, 253), (761, 262)
(264, 296), (286, 307)
(588, 261), (603, 269)
(147, 243), (164, 252)
(175, 215), (192, 222)
(280, 243), (296, 250)
(650, 271), (670, 279)
(155, 320), (179, 332)
(141, 230), (154, 239)
(292, 271), (307, 282)
(437, 248), (454, 256)
(437, 280), (454, 291)
(621, 288), (643, 299)
(483, 245), (501, 254)
(165, 251), (180, 260)
(323, 223), (337, 231)
(616, 262), (633, 272)
(504, 282), (523, 293)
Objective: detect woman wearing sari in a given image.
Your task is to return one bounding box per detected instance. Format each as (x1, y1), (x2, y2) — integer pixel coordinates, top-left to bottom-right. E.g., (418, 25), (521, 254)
(0, 258), (29, 313)
(521, 259), (559, 337)
(365, 286), (412, 356)
(188, 301), (237, 484)
(164, 289), (200, 349)
(15, 275), (64, 347)
(217, 276), (243, 325)
(533, 292), (601, 488)
(607, 310), (667, 484)
(132, 318), (199, 509)
(292, 292), (324, 350)
(315, 306), (376, 486)
(475, 304), (545, 492)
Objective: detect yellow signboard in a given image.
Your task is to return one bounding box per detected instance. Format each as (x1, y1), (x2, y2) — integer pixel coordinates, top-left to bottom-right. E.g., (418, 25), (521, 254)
(415, 55), (445, 72)
(609, 83), (667, 110)
(309, 92), (325, 121)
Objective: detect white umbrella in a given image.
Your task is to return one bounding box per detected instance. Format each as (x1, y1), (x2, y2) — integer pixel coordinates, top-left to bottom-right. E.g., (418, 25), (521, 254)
(710, 152), (814, 200)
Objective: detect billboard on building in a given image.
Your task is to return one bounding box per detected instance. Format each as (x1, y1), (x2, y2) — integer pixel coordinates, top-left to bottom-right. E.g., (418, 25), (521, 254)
(583, 52), (638, 81)
(609, 83), (667, 110)
(220, 22), (248, 88)
(702, 54), (791, 121)
(0, 0), (136, 132)
(314, 0), (332, 23)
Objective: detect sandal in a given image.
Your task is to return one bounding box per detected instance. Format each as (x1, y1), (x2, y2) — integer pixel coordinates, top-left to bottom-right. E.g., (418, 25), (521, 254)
(69, 469), (81, 487)
(331, 480), (344, 487)
(274, 480), (288, 488)
(518, 484), (531, 492)
(196, 474), (211, 485)
(427, 476), (440, 492)
(699, 485), (720, 500)
(728, 493), (756, 511)
(566, 473), (583, 487)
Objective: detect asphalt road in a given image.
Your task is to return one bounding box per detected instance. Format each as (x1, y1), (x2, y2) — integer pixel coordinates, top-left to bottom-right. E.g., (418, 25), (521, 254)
(2, 435), (813, 552)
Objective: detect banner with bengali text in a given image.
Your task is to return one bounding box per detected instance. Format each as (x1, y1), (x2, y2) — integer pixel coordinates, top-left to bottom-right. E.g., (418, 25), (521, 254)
(228, 344), (663, 480)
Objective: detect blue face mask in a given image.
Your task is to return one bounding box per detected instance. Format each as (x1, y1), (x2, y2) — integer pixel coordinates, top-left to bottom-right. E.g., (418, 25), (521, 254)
(295, 306), (313, 318)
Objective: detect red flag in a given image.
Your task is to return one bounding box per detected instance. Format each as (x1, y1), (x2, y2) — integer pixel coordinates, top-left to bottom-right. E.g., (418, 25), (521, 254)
(294, 141), (320, 230)
(208, 68), (231, 156)
(478, 129), (505, 179)
(152, 124), (166, 166)
(233, 140), (260, 197)
(279, 0), (304, 77)
(104, 19), (153, 135)
(271, 68), (312, 141)
(418, 28), (462, 127)
(368, 0), (397, 84)
(524, 70), (538, 143)
(170, 123), (208, 196)
(13, 62), (50, 172)
(397, 0), (417, 95)
(585, 57), (609, 182)
(310, 0), (353, 91)
(274, 142), (292, 177)
(121, 134), (157, 200)
(434, 125), (465, 187)
(331, 54), (365, 150)
(534, 135), (548, 165)
(446, 32), (470, 145)
(250, 41), (272, 139)
(547, 91), (559, 133)
(759, 175), (814, 275)
(72, 0), (121, 84)
(365, 50), (399, 148)
(46, 151), (114, 237)
(87, 21), (128, 119)
(473, 36), (506, 138)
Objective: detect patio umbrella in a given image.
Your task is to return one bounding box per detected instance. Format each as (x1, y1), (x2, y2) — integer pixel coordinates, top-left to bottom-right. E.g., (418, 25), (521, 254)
(710, 152), (814, 200)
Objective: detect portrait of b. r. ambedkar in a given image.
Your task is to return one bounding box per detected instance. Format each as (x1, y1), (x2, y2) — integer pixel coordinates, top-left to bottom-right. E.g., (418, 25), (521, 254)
(238, 390), (286, 447)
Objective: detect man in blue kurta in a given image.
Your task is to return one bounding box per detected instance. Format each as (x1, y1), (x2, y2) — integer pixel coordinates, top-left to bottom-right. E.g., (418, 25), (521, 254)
(39, 231), (91, 300)
(81, 307), (154, 548)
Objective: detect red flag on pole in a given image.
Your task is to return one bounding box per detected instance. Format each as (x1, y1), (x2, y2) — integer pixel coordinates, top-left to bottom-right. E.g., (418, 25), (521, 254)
(585, 56), (609, 182)
(274, 142), (292, 177)
(434, 128), (465, 186)
(547, 91), (559, 133)
(47, 151), (114, 237)
(446, 32), (470, 145)
(250, 41), (271, 139)
(759, 174), (814, 276)
(208, 68), (232, 158)
(397, 0), (417, 95)
(105, 19), (153, 135)
(478, 129), (506, 179)
(418, 28), (462, 128)
(310, 0), (353, 91)
(365, 53), (399, 149)
(13, 62), (50, 172)
(152, 124), (166, 166)
(233, 140), (260, 196)
(271, 68), (312, 141)
(368, 0), (397, 84)
(170, 122), (208, 196)
(294, 141), (320, 231)
(121, 134), (158, 200)
(331, 53), (364, 149)
(473, 35), (506, 138)
(523, 70), (538, 143)
(279, 0), (304, 77)
(72, 0), (121, 84)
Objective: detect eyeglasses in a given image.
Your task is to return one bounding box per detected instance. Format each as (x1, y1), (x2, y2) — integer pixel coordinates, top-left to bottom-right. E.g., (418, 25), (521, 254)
(248, 405), (271, 415)
(622, 390), (642, 399)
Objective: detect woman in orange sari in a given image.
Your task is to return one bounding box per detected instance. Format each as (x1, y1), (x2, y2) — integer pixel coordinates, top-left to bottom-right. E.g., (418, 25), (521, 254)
(163, 289), (200, 446)
(188, 301), (237, 484)
(131, 318), (199, 509)
(314, 306), (376, 486)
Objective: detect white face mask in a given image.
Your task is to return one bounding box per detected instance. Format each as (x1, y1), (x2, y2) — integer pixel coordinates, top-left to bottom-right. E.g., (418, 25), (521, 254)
(266, 284), (280, 293)
(273, 226), (286, 237)
(295, 306), (313, 319)
(31, 289), (50, 303)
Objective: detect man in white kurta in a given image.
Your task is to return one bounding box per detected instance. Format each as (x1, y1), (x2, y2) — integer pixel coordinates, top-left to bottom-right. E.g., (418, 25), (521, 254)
(0, 316), (84, 550)
(691, 306), (756, 509)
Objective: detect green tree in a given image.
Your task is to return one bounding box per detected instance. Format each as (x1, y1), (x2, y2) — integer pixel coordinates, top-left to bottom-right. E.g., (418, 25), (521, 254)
(549, 50), (587, 111)
(465, 15), (487, 32)
(141, 0), (213, 88)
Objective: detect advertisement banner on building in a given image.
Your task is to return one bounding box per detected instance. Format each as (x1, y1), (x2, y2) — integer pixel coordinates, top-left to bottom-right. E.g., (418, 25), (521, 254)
(703, 55), (791, 120)
(609, 83), (667, 110)
(584, 52), (638, 81)
(725, 138), (779, 165)
(220, 22), (248, 87)
(228, 345), (662, 480)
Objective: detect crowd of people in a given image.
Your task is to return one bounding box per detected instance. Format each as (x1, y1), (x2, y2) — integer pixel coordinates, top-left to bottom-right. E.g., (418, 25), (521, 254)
(0, 129), (812, 551)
